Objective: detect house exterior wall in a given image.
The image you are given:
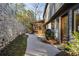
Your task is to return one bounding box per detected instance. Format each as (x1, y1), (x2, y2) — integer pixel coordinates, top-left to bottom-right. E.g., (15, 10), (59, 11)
(48, 3), (64, 20)
(43, 3), (79, 43)
(54, 3), (64, 13)
(44, 4), (51, 29)
(45, 3), (64, 41)
(44, 3), (64, 30)
(47, 23), (51, 29)
(44, 5), (49, 23)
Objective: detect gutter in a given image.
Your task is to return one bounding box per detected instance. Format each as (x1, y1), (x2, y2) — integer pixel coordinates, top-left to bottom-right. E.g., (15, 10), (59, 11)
(43, 3), (48, 19)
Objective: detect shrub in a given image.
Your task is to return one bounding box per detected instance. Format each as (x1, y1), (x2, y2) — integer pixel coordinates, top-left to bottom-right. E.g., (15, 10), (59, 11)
(64, 32), (79, 56)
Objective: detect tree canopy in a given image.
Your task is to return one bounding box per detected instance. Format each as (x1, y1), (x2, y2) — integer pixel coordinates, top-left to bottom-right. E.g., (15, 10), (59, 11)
(16, 3), (36, 32)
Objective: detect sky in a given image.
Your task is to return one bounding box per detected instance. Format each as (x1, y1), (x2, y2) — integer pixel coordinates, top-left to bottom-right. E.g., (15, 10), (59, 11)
(25, 3), (45, 20)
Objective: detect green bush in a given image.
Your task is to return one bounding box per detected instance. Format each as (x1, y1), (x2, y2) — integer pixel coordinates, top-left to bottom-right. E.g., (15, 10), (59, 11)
(64, 32), (79, 56)
(0, 34), (28, 56)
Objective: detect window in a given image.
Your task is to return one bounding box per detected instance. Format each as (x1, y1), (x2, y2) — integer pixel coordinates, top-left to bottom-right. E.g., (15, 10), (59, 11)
(74, 8), (79, 32)
(54, 18), (59, 40)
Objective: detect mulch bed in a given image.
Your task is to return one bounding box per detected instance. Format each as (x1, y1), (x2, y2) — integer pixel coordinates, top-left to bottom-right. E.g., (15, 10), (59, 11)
(42, 39), (71, 56)
(42, 39), (59, 45)
(55, 51), (70, 56)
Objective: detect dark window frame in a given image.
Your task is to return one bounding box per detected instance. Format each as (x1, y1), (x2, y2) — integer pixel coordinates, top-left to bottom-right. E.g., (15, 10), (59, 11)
(72, 4), (79, 32)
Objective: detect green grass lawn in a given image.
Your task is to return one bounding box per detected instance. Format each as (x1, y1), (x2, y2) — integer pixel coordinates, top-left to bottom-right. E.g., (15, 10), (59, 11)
(0, 33), (28, 56)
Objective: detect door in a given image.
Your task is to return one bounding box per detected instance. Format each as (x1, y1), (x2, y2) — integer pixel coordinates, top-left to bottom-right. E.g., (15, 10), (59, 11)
(61, 14), (68, 43)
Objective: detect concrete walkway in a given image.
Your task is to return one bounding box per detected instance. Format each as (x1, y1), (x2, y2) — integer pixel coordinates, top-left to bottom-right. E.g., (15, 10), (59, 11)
(25, 33), (60, 56)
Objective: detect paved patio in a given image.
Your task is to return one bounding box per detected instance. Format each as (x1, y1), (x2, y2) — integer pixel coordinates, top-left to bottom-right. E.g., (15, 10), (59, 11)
(25, 33), (60, 56)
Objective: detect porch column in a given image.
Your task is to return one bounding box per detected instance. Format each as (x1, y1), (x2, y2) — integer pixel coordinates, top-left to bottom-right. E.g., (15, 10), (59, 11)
(59, 17), (61, 44)
(68, 10), (73, 41)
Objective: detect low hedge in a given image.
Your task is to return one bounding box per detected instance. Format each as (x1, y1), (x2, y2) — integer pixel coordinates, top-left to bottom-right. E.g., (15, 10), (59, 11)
(0, 34), (28, 56)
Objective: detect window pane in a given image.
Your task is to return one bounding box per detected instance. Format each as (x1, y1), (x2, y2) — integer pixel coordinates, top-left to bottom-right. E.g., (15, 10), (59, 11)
(74, 8), (79, 32)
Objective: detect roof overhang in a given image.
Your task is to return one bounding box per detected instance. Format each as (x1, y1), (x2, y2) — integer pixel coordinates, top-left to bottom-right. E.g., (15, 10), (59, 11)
(32, 20), (44, 24)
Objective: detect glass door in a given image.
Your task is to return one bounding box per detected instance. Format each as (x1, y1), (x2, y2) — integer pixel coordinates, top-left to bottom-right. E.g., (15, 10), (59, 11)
(61, 14), (68, 43)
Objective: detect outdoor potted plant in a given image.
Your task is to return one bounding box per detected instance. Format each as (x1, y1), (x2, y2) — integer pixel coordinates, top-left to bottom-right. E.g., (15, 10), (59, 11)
(45, 29), (54, 40)
(43, 29), (55, 44)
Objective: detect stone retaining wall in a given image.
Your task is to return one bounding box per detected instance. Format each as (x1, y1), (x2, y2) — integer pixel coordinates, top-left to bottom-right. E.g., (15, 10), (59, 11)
(0, 3), (26, 50)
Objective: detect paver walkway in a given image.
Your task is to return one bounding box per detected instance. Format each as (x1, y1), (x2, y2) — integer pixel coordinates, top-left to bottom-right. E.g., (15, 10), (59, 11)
(25, 33), (60, 56)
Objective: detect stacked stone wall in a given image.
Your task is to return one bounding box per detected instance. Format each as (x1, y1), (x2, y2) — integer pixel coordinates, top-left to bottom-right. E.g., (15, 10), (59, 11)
(0, 3), (26, 50)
